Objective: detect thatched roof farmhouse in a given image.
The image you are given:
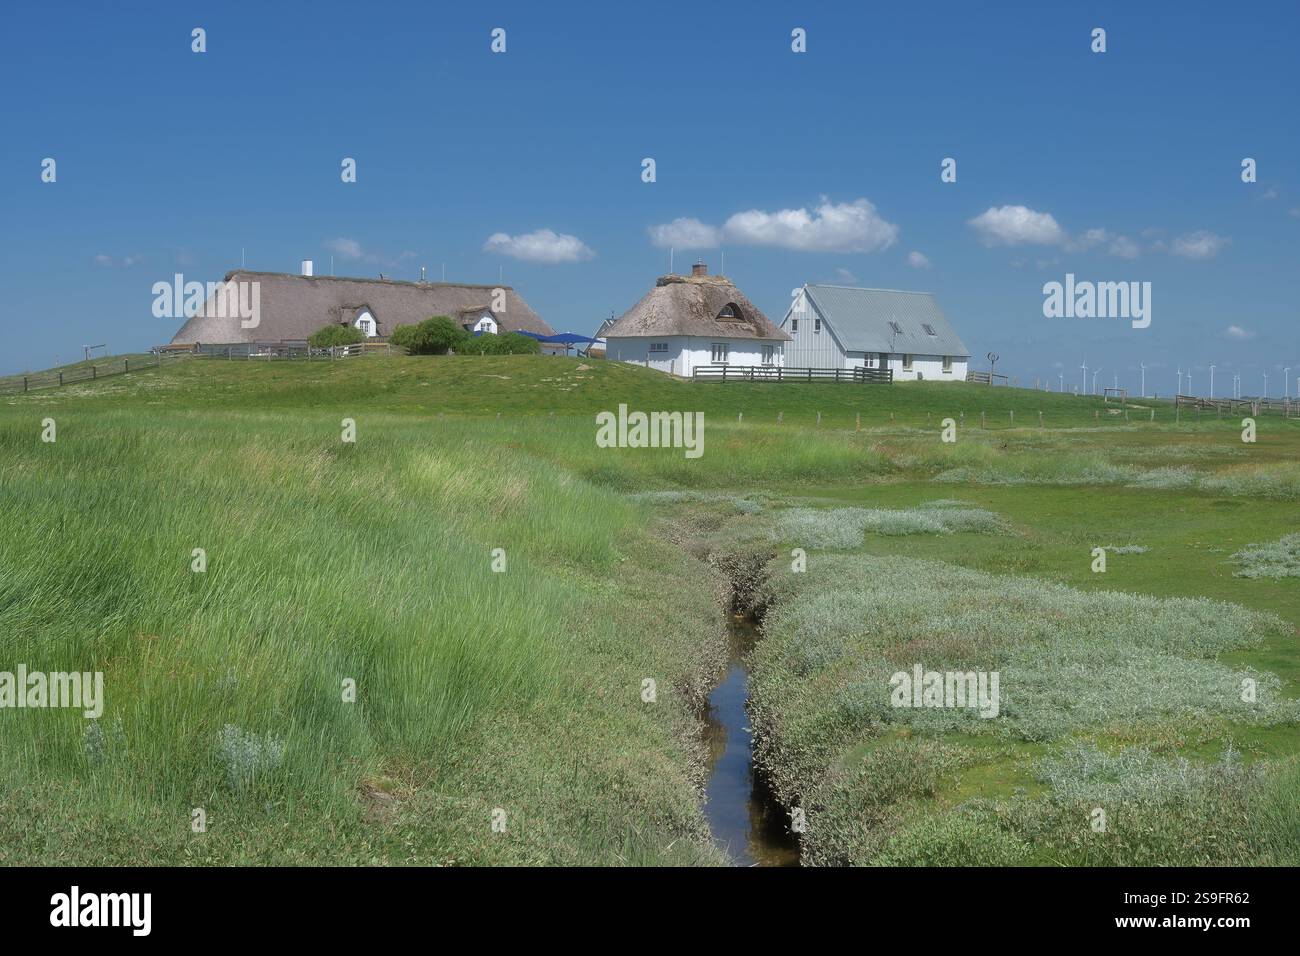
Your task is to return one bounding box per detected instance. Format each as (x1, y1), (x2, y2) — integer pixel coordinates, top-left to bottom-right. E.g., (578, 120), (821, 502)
(603, 262), (789, 377)
(168, 265), (553, 346)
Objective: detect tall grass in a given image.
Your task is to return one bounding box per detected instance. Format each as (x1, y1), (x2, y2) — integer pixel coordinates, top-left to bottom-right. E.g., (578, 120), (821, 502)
(0, 409), (726, 864)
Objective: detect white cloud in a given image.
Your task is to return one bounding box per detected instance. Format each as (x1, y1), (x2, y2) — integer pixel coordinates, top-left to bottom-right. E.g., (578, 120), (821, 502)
(1225, 325), (1255, 340)
(647, 217), (720, 249)
(483, 228), (594, 264)
(325, 238), (364, 259)
(906, 250), (931, 269)
(1170, 230), (1229, 260)
(722, 197), (898, 253)
(1108, 236), (1140, 259)
(93, 253), (143, 267)
(968, 205), (1065, 246)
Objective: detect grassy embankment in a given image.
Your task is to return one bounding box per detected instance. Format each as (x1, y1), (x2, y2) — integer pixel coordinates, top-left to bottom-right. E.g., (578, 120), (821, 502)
(2, 352), (1296, 864)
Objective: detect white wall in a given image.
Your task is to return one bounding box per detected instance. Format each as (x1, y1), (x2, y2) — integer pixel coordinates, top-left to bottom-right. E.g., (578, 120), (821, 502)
(354, 310), (377, 337)
(886, 355), (967, 381)
(779, 289), (846, 367)
(606, 335), (784, 378)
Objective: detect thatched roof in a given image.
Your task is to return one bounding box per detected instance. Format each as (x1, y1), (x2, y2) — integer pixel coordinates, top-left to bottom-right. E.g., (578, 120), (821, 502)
(168, 271), (552, 344)
(603, 273), (790, 341)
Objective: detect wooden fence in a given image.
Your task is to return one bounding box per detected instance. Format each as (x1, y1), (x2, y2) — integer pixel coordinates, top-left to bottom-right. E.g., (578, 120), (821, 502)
(966, 370), (1010, 386)
(692, 365), (893, 384)
(1175, 394), (1295, 417)
(0, 354), (177, 396)
(189, 341), (393, 360)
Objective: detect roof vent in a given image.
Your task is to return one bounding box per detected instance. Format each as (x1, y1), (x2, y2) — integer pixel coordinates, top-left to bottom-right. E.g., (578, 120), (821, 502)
(691, 260), (707, 277)
(300, 259), (313, 277)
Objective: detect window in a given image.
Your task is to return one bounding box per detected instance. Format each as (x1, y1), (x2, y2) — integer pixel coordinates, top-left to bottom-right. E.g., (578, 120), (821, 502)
(762, 345), (775, 365)
(922, 323), (936, 336)
(717, 303), (743, 321)
(863, 353), (875, 368)
(649, 342), (669, 353)
(888, 321), (903, 335)
(791, 317), (798, 332)
(814, 317), (822, 332)
(942, 355), (953, 373)
(711, 342), (729, 364)
(903, 354), (914, 370)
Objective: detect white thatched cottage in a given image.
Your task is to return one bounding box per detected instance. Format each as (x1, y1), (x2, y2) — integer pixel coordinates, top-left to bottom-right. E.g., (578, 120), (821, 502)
(779, 285), (969, 381)
(603, 263), (789, 377)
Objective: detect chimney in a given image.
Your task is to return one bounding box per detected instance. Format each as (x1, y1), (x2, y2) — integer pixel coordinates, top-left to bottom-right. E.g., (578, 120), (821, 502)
(691, 260), (707, 277)
(300, 259), (313, 277)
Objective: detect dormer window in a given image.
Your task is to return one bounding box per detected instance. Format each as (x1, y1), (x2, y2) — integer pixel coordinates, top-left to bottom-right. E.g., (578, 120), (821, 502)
(716, 302), (744, 321)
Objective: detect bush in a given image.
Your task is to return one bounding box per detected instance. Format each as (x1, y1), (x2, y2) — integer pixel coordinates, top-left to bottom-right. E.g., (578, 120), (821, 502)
(456, 331), (542, 355)
(390, 316), (468, 355)
(307, 324), (365, 348)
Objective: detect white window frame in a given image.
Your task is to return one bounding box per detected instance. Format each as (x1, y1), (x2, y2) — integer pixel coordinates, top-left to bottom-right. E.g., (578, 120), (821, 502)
(711, 342), (729, 364)
(790, 317), (798, 332)
(761, 344), (774, 365)
(902, 354), (914, 370)
(648, 342), (669, 353)
(942, 355), (953, 373)
(814, 317), (821, 333)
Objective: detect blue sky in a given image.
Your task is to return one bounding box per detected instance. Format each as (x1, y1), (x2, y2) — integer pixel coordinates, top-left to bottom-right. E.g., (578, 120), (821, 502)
(3, 0), (1298, 394)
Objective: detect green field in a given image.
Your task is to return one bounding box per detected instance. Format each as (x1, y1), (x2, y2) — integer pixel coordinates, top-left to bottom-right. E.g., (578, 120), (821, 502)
(2, 352), (1296, 865)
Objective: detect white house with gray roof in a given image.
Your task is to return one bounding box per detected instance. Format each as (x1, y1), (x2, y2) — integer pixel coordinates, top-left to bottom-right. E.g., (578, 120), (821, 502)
(778, 285), (969, 381)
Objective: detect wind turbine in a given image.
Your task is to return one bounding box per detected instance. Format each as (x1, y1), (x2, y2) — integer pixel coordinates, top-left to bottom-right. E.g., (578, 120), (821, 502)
(1091, 367), (1103, 395)
(1139, 362), (1146, 398)
(1176, 365), (1183, 395)
(1285, 367), (1292, 400)
(1263, 370), (1269, 398)
(1080, 361), (1088, 395)
(1059, 370), (1065, 392)
(1209, 364), (1215, 400)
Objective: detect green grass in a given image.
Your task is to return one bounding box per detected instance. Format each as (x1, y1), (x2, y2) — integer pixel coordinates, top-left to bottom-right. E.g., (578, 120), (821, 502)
(1, 351), (1296, 866)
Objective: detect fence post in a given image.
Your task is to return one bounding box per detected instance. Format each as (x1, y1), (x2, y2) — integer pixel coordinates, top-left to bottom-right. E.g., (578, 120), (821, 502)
(1150, 408), (1155, 422)
(91, 365), (96, 379)
(738, 411), (743, 424)
(125, 359), (129, 373)
(59, 371), (63, 386)
(1009, 409), (1014, 424)
(23, 376), (28, 392)
(855, 412), (860, 431)
(777, 411), (783, 424)
(981, 411), (986, 429)
(817, 411), (822, 426)
(1038, 410), (1043, 428)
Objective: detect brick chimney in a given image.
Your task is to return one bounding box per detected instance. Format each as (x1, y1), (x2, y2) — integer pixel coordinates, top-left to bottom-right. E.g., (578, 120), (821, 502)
(691, 260), (707, 277)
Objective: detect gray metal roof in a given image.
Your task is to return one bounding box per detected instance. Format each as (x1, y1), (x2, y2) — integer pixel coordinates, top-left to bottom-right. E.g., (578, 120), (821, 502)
(802, 285), (969, 357)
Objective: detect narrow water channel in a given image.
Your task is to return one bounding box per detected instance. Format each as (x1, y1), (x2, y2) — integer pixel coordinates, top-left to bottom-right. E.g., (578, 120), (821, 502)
(702, 615), (800, 866)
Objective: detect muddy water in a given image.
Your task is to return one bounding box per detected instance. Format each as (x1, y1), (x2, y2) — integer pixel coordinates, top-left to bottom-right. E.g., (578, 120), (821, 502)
(702, 616), (800, 866)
